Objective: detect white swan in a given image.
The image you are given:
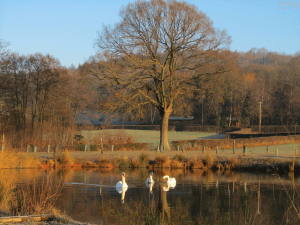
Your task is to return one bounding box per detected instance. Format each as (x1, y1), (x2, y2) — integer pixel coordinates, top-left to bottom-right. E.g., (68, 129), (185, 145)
(162, 175), (176, 185)
(145, 172), (155, 184)
(116, 172), (128, 188)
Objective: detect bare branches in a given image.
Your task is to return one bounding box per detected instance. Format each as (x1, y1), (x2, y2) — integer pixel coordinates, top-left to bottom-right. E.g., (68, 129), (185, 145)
(92, 0), (232, 116)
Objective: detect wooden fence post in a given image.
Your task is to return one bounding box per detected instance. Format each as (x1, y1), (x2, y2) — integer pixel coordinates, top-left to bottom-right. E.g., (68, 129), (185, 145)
(111, 145), (114, 152)
(243, 145), (247, 156)
(202, 146), (205, 153)
(216, 146), (218, 154)
(182, 146), (185, 153)
(47, 145), (50, 154)
(27, 145), (30, 153)
(84, 145), (87, 152)
(177, 146), (180, 152)
(101, 138), (103, 154)
(33, 146), (37, 153)
(233, 140), (235, 154)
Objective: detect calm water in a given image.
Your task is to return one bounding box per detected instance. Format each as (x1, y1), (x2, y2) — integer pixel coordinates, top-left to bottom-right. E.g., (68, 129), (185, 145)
(9, 169), (300, 224)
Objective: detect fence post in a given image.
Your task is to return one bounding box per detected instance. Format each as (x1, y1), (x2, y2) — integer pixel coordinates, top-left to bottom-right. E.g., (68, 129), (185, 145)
(87, 142), (90, 152)
(243, 145), (247, 156)
(84, 145), (87, 152)
(47, 145), (50, 154)
(233, 140), (235, 154)
(101, 138), (103, 154)
(177, 146), (180, 152)
(182, 146), (185, 153)
(202, 146), (205, 153)
(111, 145), (114, 152)
(27, 145), (30, 153)
(34, 146), (37, 153)
(216, 146), (218, 154)
(1, 135), (4, 153)
(157, 145), (160, 153)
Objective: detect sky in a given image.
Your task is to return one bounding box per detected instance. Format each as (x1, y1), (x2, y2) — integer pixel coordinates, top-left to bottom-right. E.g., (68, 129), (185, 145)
(0, 0), (299, 68)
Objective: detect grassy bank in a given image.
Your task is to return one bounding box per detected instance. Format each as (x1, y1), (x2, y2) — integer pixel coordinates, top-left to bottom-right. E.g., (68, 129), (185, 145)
(1, 150), (300, 175)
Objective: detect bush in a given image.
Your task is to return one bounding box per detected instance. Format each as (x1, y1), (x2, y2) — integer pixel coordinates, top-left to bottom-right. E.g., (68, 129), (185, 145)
(203, 154), (215, 169)
(55, 150), (74, 166)
(154, 156), (171, 168)
(139, 153), (149, 167)
(113, 157), (131, 168)
(173, 154), (186, 163)
(188, 157), (204, 169)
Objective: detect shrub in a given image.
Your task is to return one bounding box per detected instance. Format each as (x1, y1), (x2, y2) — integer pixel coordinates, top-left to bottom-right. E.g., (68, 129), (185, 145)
(55, 150), (74, 166)
(188, 157), (204, 169)
(98, 159), (113, 168)
(113, 157), (131, 168)
(173, 154), (186, 163)
(154, 156), (171, 168)
(10, 175), (63, 216)
(139, 153), (149, 167)
(130, 158), (140, 168)
(170, 159), (184, 168)
(203, 154), (215, 169)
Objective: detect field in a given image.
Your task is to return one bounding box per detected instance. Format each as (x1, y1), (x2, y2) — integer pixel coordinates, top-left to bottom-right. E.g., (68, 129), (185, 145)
(81, 129), (224, 146)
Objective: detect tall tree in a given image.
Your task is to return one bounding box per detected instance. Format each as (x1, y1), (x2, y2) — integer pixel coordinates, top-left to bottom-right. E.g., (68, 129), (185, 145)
(90, 0), (232, 150)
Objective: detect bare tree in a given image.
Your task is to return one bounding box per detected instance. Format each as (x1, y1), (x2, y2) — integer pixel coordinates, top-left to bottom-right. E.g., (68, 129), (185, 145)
(90, 0), (232, 150)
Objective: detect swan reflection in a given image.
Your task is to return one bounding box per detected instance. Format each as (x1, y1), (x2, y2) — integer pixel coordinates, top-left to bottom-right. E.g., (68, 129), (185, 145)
(146, 181), (154, 194)
(116, 186), (128, 203)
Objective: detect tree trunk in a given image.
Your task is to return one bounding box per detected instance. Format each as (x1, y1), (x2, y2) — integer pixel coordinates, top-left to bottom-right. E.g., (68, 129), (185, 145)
(159, 109), (171, 151)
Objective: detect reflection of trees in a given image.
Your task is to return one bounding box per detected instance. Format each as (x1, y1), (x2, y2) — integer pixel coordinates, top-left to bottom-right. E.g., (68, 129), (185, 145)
(52, 170), (300, 224)
(157, 185), (170, 223)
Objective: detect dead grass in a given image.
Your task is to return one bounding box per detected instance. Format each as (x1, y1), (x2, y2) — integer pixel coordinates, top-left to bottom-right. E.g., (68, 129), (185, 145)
(8, 175), (63, 216)
(0, 153), (41, 169)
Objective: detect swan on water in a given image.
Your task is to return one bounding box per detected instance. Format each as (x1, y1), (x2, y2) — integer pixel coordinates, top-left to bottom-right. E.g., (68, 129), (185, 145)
(145, 172), (155, 184)
(116, 172), (128, 188)
(162, 175), (176, 185)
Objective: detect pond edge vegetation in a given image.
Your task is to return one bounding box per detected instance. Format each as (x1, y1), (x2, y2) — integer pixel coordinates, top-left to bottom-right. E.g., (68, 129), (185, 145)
(1, 150), (300, 175)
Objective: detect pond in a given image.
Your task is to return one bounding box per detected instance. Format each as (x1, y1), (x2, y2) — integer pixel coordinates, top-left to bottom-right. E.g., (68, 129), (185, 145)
(5, 168), (300, 224)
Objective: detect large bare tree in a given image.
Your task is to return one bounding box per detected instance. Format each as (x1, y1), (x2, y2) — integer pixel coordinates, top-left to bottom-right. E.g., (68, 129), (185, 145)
(92, 0), (232, 150)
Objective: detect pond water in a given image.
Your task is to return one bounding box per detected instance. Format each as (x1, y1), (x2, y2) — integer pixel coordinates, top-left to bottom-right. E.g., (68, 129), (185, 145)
(6, 169), (300, 224)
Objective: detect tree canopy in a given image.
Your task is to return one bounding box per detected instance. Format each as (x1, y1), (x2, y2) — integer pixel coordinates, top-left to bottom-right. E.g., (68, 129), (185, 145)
(87, 0), (233, 150)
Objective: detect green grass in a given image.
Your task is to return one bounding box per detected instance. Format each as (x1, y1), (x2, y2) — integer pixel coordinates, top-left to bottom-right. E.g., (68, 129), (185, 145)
(81, 129), (219, 146)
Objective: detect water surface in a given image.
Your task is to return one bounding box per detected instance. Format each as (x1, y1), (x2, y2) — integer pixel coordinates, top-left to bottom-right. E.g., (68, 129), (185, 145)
(7, 169), (300, 224)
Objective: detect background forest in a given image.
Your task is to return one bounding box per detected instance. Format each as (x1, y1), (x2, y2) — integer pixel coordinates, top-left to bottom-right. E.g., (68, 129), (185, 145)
(1, 39), (300, 147)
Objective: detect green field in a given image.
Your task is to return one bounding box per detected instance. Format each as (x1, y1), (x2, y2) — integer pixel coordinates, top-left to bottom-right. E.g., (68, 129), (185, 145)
(81, 129), (224, 146)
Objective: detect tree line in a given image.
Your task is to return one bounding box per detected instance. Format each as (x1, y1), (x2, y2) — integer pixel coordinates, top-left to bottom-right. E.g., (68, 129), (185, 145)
(0, 40), (92, 147)
(1, 0), (299, 149)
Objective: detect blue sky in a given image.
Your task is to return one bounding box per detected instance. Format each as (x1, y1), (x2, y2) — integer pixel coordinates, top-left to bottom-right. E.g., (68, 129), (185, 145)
(0, 0), (299, 68)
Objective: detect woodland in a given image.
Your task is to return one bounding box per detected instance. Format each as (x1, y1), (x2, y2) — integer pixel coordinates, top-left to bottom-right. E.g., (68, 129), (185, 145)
(1, 40), (299, 148)
(0, 0), (300, 149)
